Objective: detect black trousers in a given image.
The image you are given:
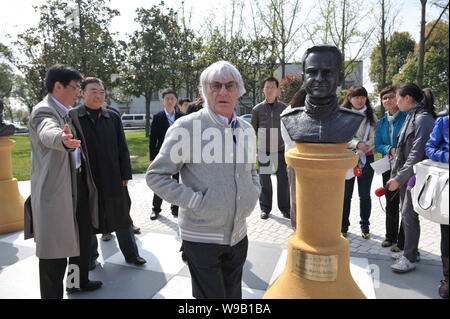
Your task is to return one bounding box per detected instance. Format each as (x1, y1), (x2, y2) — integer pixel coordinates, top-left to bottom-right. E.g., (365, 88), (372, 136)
(382, 170), (405, 246)
(152, 173), (179, 213)
(442, 225), (449, 258)
(39, 169), (93, 299)
(91, 226), (139, 263)
(182, 236), (248, 299)
(258, 151), (290, 214)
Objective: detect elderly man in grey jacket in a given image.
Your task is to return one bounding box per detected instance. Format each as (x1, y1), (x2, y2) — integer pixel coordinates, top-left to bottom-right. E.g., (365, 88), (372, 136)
(146, 61), (261, 299)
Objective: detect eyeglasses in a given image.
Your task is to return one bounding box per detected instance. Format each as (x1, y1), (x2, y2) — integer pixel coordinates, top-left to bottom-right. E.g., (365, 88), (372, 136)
(209, 81), (238, 93)
(382, 95), (396, 101)
(66, 83), (81, 92)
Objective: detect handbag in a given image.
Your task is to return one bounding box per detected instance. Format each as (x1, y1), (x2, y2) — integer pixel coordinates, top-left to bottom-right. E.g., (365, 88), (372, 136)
(412, 159), (449, 225)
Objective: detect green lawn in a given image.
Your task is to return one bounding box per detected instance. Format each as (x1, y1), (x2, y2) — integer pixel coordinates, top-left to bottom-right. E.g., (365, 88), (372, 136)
(10, 130), (150, 181)
(9, 130), (382, 181)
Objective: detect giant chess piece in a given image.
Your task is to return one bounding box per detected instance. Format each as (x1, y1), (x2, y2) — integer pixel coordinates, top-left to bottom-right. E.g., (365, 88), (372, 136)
(0, 99), (25, 234)
(0, 100), (15, 137)
(263, 45), (366, 299)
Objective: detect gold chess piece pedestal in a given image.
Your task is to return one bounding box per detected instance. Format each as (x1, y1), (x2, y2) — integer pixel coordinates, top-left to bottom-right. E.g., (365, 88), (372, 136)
(263, 143), (366, 299)
(0, 137), (25, 234)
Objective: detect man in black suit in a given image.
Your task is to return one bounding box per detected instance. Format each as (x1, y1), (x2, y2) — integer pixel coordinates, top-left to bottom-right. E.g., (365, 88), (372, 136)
(149, 89), (183, 220)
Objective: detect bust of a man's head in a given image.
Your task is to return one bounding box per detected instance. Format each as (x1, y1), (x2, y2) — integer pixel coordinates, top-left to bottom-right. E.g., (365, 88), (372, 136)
(302, 45), (343, 100)
(281, 45), (364, 143)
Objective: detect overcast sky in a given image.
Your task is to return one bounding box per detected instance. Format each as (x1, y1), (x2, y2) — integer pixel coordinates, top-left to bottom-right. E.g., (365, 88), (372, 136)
(0, 0), (446, 94)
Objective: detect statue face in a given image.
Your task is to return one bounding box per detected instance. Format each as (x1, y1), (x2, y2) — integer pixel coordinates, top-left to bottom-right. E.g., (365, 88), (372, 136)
(304, 51), (339, 99)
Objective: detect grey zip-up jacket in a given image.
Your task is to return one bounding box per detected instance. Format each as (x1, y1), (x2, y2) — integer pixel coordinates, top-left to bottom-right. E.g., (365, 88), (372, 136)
(251, 100), (287, 153)
(391, 104), (435, 186)
(146, 107), (261, 246)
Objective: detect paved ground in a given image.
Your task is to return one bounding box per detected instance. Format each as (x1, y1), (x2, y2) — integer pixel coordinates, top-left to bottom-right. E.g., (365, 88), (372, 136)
(126, 173), (442, 262)
(0, 173), (444, 299)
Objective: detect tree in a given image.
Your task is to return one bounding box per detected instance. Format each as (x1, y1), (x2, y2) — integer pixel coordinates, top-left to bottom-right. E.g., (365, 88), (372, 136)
(394, 21), (449, 110)
(256, 0), (304, 78)
(307, 0), (376, 88)
(12, 0), (121, 111)
(373, 0), (400, 104)
(417, 0), (449, 86)
(118, 4), (179, 136)
(369, 32), (415, 92)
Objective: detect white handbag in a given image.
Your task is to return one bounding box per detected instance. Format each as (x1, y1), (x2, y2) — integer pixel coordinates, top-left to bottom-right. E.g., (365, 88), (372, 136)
(412, 159), (449, 225)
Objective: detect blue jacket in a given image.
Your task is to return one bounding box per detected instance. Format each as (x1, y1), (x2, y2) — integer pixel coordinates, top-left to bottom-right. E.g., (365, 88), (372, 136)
(425, 116), (449, 163)
(375, 111), (408, 156)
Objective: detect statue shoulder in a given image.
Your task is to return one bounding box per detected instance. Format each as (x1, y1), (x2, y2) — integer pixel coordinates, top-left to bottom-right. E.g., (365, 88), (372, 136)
(281, 107), (305, 119)
(338, 107), (364, 119)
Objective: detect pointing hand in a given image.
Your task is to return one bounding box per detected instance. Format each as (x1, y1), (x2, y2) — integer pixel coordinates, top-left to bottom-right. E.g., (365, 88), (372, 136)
(61, 124), (81, 149)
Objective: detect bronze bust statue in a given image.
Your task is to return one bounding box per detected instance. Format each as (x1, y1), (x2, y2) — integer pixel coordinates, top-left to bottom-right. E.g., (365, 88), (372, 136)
(0, 99), (15, 136)
(281, 45), (363, 143)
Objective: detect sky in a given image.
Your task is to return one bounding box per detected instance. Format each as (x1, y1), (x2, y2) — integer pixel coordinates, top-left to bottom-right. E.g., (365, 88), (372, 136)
(0, 0), (446, 97)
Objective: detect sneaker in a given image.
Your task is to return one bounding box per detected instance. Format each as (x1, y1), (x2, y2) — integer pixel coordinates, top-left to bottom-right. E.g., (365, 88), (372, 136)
(391, 256), (416, 273)
(391, 251), (420, 262)
(101, 233), (113, 241)
(361, 232), (370, 240)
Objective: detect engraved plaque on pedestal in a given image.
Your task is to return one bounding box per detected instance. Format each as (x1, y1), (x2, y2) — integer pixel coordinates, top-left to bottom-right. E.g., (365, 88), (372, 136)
(291, 249), (338, 282)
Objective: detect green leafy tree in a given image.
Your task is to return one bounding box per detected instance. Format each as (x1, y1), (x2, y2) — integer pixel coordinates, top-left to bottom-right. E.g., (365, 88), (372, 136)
(118, 4), (179, 136)
(369, 32), (415, 92)
(394, 21), (449, 110)
(12, 0), (121, 112)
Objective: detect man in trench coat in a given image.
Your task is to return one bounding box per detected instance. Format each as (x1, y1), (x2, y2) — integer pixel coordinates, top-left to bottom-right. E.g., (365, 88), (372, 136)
(28, 64), (102, 299)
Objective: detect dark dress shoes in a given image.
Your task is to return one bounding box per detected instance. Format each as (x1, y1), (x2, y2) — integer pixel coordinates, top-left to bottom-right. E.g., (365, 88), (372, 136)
(66, 280), (103, 293)
(260, 212), (270, 220)
(132, 224), (141, 234)
(281, 211), (290, 219)
(126, 256), (147, 266)
(150, 210), (160, 220)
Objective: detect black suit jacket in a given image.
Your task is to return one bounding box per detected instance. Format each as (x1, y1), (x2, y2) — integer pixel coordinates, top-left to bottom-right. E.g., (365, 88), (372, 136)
(149, 110), (183, 161)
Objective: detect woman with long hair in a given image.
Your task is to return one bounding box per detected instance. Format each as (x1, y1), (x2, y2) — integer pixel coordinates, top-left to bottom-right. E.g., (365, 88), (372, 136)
(374, 85), (408, 251)
(387, 83), (436, 273)
(341, 86), (377, 239)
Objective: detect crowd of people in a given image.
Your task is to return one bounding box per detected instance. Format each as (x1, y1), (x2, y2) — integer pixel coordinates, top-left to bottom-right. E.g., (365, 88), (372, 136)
(25, 44), (448, 300)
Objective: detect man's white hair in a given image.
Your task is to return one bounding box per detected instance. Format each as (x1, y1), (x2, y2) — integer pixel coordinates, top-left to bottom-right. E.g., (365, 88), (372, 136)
(199, 61), (246, 100)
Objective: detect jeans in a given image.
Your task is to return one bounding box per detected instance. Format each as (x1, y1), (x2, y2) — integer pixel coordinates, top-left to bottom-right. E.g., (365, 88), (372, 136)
(342, 155), (374, 233)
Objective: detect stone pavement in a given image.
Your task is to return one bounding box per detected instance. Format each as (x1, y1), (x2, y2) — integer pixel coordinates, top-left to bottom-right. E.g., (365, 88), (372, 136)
(0, 173), (444, 299)
(126, 173), (442, 262)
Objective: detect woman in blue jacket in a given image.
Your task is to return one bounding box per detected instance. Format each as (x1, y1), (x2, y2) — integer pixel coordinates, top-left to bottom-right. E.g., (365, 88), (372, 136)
(425, 114), (449, 299)
(375, 86), (408, 251)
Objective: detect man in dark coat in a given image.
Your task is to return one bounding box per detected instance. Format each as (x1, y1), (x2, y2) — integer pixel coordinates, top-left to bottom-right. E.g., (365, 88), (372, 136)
(75, 77), (146, 266)
(149, 89), (183, 220)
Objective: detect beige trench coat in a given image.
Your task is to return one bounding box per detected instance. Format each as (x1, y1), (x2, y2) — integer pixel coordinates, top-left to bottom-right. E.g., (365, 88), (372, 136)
(29, 95), (98, 259)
